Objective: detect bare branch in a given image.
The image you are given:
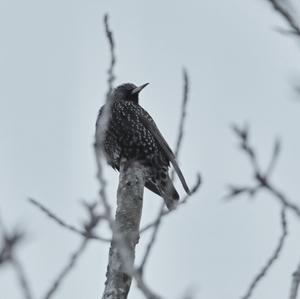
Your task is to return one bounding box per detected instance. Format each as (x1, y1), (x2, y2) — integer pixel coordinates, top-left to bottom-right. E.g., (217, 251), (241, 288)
(224, 184), (261, 200)
(174, 68), (190, 160)
(0, 214), (33, 299)
(289, 260), (300, 299)
(104, 13), (116, 97)
(28, 198), (110, 242)
(43, 239), (89, 299)
(140, 174), (201, 234)
(228, 124), (300, 219)
(138, 69), (193, 274)
(265, 138), (281, 178)
(138, 201), (163, 275)
(0, 228), (24, 265)
(42, 201), (100, 299)
(94, 13), (117, 216)
(265, 0), (300, 37)
(11, 257), (34, 299)
(102, 160), (144, 299)
(228, 125), (300, 298)
(262, 181), (300, 219)
(133, 273), (162, 299)
(139, 69), (190, 270)
(102, 160), (161, 299)
(241, 207), (288, 299)
(99, 15), (161, 299)
(231, 124), (260, 174)
(138, 174), (202, 273)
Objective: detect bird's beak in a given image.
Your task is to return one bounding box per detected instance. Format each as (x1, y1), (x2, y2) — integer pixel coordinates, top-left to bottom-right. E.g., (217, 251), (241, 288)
(131, 83), (149, 95)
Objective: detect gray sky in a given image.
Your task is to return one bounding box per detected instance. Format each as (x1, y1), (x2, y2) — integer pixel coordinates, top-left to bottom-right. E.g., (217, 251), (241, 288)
(1, 0), (300, 298)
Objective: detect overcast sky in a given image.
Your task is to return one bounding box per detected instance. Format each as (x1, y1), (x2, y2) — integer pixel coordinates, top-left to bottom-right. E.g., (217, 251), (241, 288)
(1, 1), (300, 299)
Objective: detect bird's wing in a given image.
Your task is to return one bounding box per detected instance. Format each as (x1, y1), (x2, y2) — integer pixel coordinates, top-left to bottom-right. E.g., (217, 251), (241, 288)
(139, 113), (190, 195)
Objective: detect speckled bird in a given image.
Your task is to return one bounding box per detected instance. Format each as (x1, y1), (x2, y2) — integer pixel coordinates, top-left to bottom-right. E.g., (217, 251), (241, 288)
(95, 83), (190, 210)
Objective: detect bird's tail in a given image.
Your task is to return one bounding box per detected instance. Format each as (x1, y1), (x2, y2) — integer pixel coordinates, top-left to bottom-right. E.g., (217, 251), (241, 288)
(144, 174), (179, 211)
(161, 177), (180, 211)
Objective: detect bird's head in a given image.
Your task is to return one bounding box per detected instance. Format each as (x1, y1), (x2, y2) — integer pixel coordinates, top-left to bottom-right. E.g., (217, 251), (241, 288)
(111, 83), (149, 104)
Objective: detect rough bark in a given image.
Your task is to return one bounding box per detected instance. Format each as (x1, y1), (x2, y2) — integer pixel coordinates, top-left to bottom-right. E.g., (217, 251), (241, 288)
(102, 160), (145, 299)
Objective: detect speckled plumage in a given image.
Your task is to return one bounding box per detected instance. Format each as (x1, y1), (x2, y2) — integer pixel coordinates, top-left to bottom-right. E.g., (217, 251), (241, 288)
(95, 83), (190, 210)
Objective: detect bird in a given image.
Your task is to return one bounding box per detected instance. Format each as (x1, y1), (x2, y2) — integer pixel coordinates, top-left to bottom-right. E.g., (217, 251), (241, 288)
(95, 83), (190, 210)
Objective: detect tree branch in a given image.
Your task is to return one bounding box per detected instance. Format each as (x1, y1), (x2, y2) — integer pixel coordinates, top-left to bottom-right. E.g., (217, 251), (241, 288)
(241, 207), (288, 299)
(138, 69), (193, 274)
(102, 160), (144, 299)
(104, 13), (116, 97)
(28, 198), (110, 242)
(173, 68), (190, 161)
(227, 125), (300, 298)
(11, 257), (34, 299)
(140, 174), (201, 234)
(227, 124), (300, 219)
(43, 239), (88, 299)
(0, 214), (33, 299)
(289, 260), (300, 299)
(99, 14), (163, 299)
(41, 201), (100, 299)
(265, 0), (300, 37)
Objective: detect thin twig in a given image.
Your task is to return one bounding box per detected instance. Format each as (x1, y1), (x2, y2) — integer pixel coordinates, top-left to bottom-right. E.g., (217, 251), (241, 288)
(228, 125), (300, 298)
(134, 273), (162, 299)
(138, 201), (163, 274)
(265, 0), (300, 37)
(228, 124), (300, 219)
(104, 13), (116, 97)
(139, 70), (192, 273)
(140, 174), (201, 234)
(43, 238), (89, 299)
(0, 213), (33, 299)
(94, 12), (116, 216)
(174, 68), (189, 160)
(263, 181), (300, 219)
(265, 138), (281, 178)
(28, 198), (110, 242)
(11, 257), (34, 299)
(231, 124), (260, 174)
(42, 201), (100, 299)
(289, 260), (300, 299)
(241, 207), (288, 299)
(139, 175), (201, 271)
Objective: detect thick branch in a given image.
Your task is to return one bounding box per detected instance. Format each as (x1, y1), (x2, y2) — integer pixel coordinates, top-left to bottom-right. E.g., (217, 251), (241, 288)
(102, 161), (145, 299)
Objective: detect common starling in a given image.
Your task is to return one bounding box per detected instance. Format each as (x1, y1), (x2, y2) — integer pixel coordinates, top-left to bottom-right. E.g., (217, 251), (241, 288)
(95, 83), (190, 210)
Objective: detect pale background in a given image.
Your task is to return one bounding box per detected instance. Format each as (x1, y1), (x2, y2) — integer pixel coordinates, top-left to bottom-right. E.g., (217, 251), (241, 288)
(1, 0), (300, 298)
